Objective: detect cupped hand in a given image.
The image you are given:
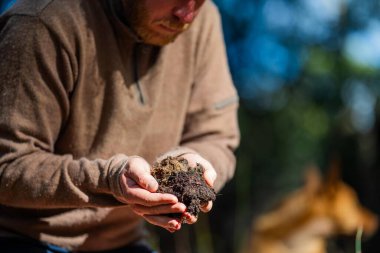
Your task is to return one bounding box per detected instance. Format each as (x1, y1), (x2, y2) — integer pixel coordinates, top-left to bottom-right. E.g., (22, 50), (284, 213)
(180, 153), (217, 223)
(118, 156), (185, 232)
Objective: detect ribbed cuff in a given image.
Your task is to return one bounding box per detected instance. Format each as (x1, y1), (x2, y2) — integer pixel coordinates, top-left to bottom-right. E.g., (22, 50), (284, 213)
(107, 154), (129, 204)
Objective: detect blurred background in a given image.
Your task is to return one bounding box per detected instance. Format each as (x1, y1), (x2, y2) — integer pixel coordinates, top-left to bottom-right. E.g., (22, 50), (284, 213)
(0, 0), (15, 14)
(2, 0), (380, 252)
(213, 0), (380, 252)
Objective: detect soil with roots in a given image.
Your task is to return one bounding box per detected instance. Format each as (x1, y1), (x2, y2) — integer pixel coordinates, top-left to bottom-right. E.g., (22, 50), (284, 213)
(151, 156), (216, 219)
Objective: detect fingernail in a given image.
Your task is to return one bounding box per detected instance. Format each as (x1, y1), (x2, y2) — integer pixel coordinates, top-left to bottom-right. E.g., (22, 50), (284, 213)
(148, 180), (158, 191)
(178, 204), (186, 212)
(203, 171), (215, 186)
(170, 221), (179, 229)
(181, 213), (191, 224)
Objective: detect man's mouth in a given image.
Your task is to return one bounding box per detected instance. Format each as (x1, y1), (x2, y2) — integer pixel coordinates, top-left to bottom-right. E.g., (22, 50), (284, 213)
(159, 24), (180, 33)
(157, 22), (190, 34)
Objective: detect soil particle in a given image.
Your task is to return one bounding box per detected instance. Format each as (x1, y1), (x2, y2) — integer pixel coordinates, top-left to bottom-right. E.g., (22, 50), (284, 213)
(151, 156), (216, 218)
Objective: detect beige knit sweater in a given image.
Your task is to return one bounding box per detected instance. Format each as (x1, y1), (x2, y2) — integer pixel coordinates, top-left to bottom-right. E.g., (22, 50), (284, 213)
(0, 0), (239, 250)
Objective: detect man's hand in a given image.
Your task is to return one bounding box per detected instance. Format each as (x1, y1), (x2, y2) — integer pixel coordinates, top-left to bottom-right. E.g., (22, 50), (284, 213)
(119, 156), (186, 233)
(180, 153), (217, 222)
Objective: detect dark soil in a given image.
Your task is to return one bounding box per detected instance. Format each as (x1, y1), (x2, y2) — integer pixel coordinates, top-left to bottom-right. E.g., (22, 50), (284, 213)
(151, 156), (216, 219)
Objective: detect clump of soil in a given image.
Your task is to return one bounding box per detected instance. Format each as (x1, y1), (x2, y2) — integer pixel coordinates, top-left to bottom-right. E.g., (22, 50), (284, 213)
(151, 156), (216, 219)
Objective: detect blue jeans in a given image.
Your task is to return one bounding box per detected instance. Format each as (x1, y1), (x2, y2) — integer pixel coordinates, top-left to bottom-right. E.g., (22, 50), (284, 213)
(0, 237), (157, 253)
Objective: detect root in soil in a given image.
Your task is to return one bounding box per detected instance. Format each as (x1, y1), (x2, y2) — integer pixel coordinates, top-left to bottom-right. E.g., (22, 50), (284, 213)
(151, 156), (216, 219)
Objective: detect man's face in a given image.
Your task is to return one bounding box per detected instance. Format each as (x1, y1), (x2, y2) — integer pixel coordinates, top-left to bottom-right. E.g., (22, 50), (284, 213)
(123, 0), (206, 46)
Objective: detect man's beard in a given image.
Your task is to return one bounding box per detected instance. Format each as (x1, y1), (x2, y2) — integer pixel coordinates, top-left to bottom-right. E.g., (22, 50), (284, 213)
(123, 1), (189, 46)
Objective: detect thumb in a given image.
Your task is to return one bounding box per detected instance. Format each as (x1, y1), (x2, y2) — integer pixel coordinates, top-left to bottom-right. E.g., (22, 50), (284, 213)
(125, 156), (158, 192)
(204, 168), (217, 187)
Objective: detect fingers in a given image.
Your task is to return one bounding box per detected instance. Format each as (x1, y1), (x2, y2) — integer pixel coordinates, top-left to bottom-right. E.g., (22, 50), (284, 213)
(181, 154), (197, 167)
(143, 215), (182, 232)
(120, 156), (179, 206)
(125, 156), (158, 192)
(131, 202), (186, 216)
(180, 153), (217, 187)
(119, 154), (214, 232)
(181, 202), (213, 225)
(203, 168), (217, 187)
(123, 177), (178, 206)
(200, 201), (213, 213)
(182, 212), (198, 224)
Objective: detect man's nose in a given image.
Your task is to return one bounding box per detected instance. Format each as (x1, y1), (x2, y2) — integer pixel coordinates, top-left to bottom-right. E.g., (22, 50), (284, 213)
(173, 0), (197, 23)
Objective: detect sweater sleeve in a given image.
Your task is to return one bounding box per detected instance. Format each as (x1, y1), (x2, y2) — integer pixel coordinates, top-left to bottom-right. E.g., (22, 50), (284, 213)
(179, 3), (240, 192)
(0, 15), (127, 209)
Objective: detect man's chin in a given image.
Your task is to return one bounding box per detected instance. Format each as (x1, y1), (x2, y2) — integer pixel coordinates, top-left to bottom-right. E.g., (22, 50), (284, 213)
(138, 31), (179, 46)
(142, 36), (177, 46)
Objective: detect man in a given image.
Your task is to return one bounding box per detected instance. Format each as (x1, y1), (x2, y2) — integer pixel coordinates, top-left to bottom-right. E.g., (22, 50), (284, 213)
(0, 0), (239, 252)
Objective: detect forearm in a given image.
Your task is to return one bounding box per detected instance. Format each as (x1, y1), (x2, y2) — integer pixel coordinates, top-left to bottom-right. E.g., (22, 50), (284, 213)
(0, 149), (127, 209)
(0, 16), (129, 209)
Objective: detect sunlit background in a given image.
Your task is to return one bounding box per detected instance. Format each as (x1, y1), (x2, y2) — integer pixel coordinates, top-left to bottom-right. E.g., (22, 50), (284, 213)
(0, 0), (15, 14)
(211, 0), (380, 253)
(1, 0), (380, 252)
